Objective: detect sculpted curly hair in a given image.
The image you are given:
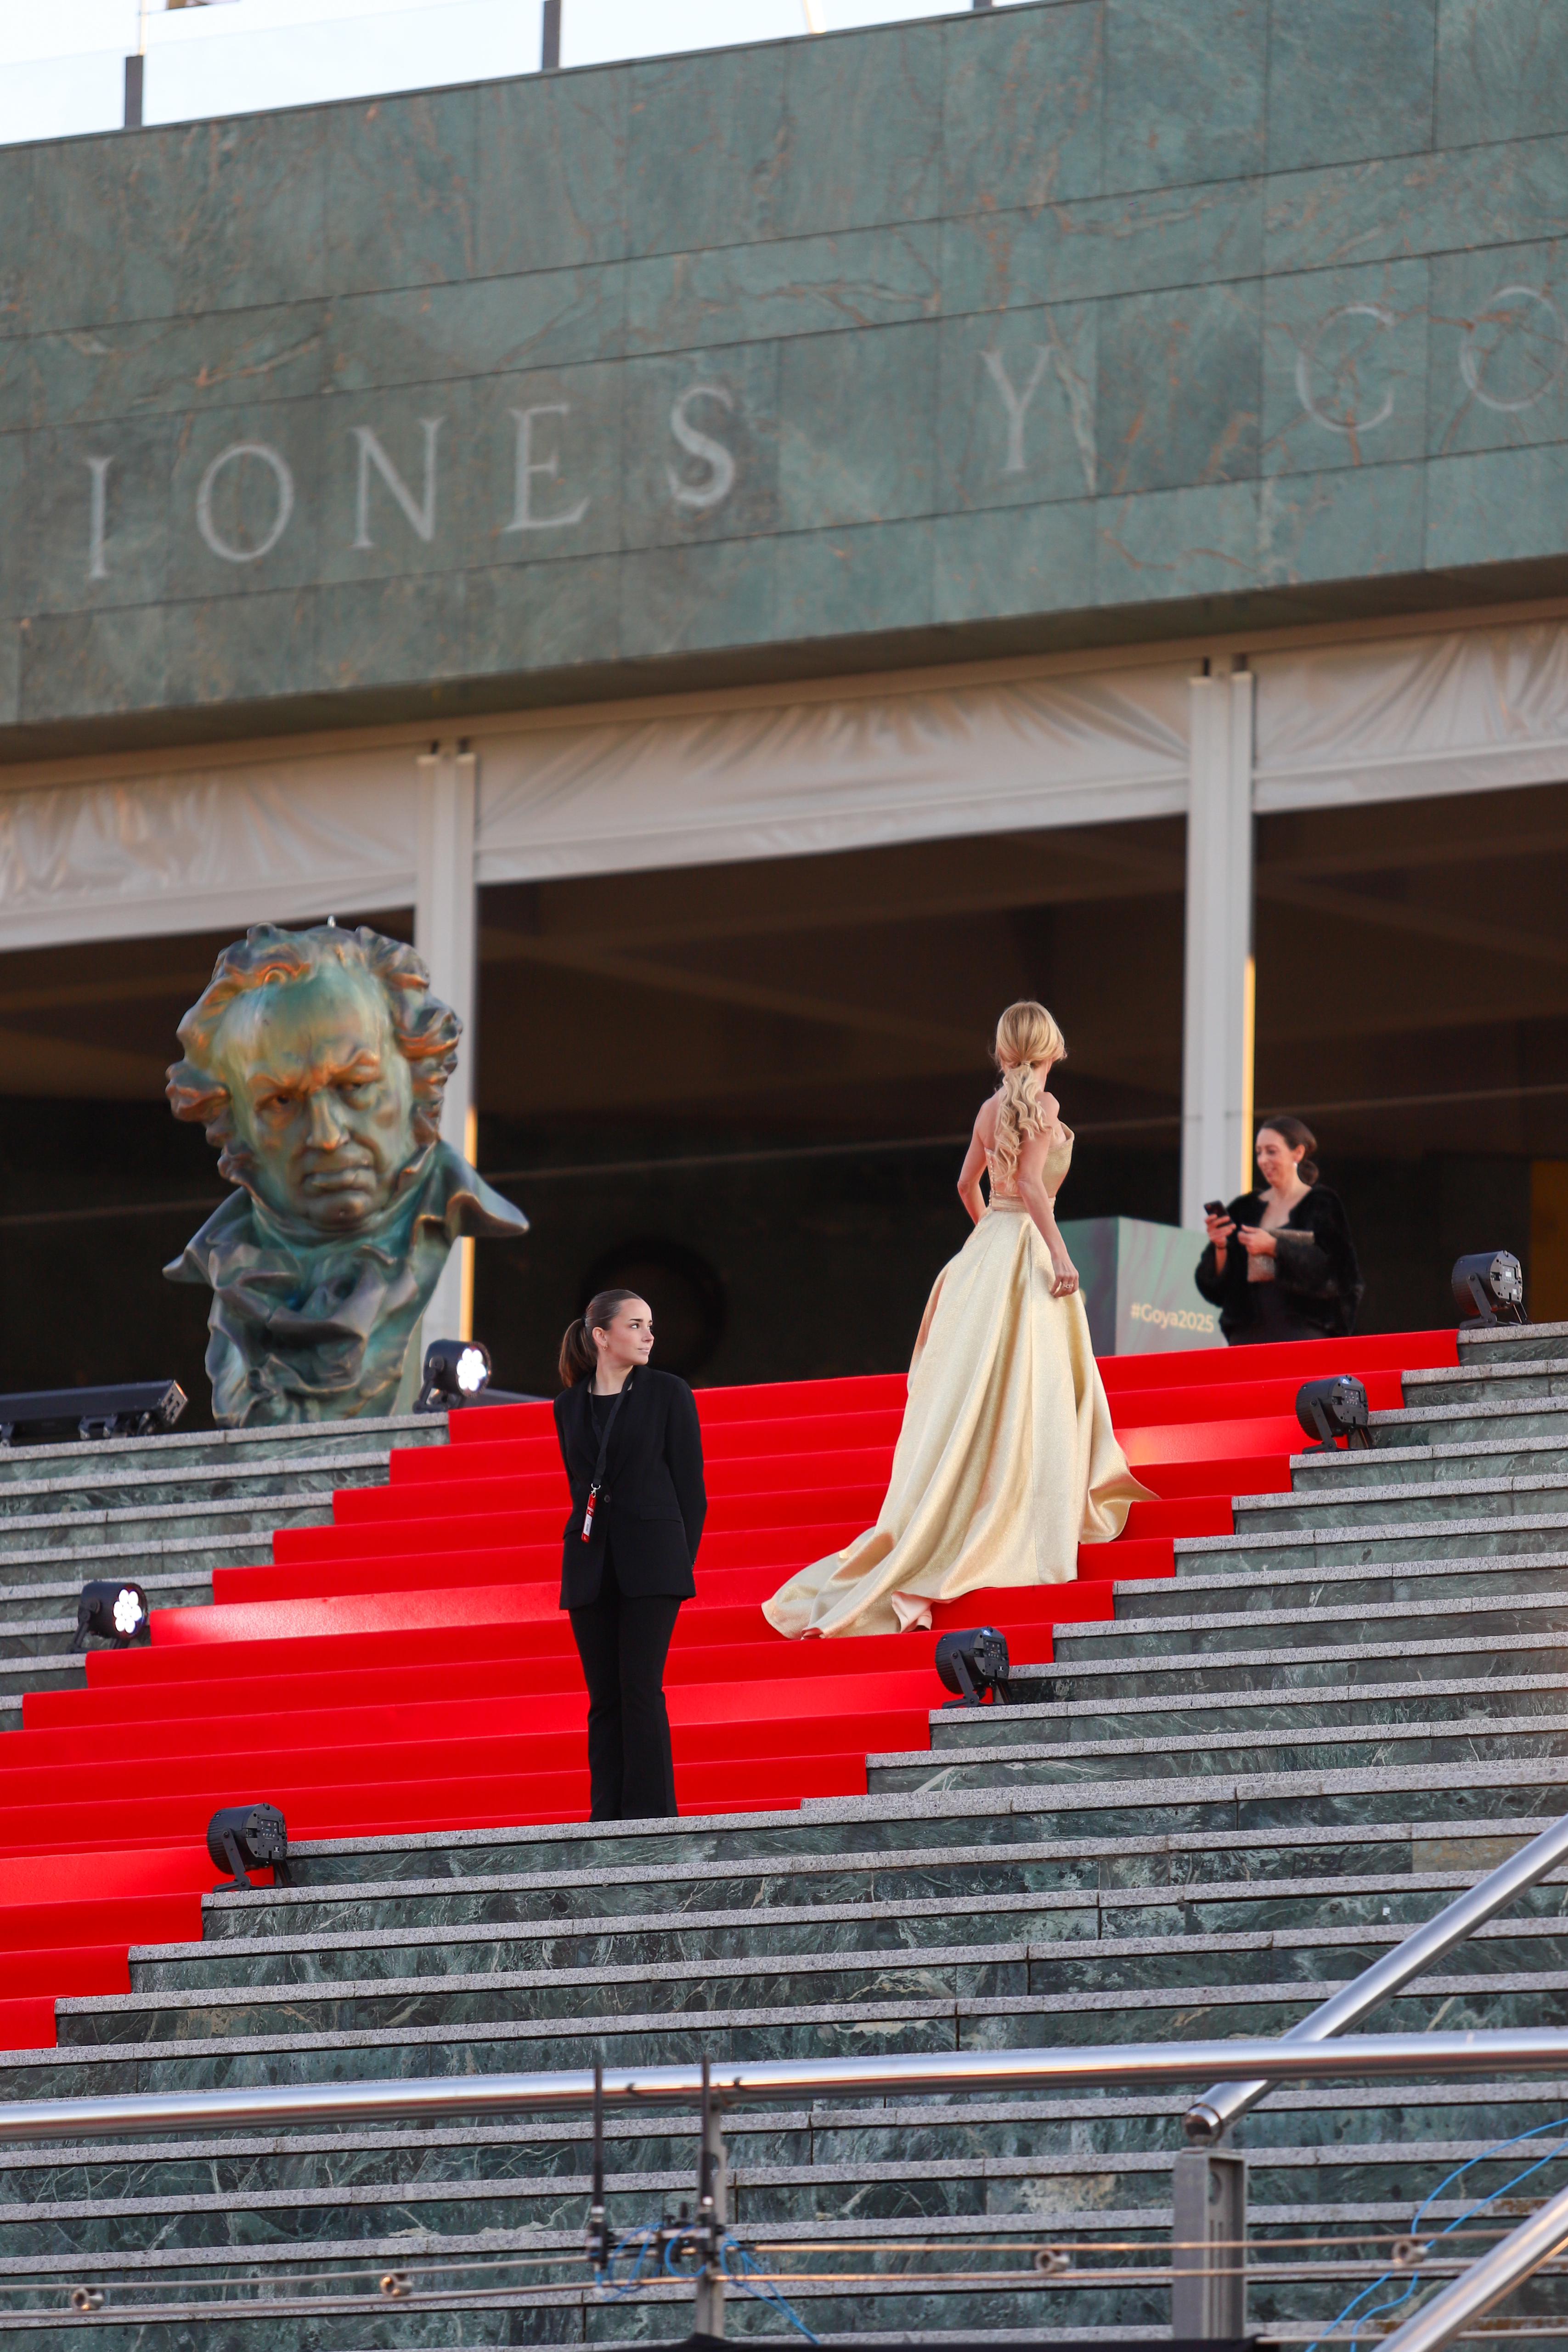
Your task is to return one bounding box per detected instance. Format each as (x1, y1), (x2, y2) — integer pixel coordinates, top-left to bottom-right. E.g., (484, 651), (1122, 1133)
(166, 923), (460, 1190)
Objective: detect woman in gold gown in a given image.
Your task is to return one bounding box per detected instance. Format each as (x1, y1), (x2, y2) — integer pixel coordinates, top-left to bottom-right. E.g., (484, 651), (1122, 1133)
(762, 1001), (1151, 1640)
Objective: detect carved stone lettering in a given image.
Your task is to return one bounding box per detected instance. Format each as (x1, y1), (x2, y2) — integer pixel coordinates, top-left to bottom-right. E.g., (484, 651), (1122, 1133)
(85, 456), (112, 581)
(351, 420), (443, 548)
(667, 384), (735, 510)
(982, 348), (1051, 475)
(196, 442), (295, 565)
(1460, 284), (1568, 413)
(506, 404), (590, 532)
(1295, 304), (1397, 436)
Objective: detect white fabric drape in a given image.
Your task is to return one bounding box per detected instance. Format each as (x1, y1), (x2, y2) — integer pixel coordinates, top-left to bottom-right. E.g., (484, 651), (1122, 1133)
(1253, 621), (1568, 811)
(476, 668), (1193, 882)
(0, 750), (419, 949)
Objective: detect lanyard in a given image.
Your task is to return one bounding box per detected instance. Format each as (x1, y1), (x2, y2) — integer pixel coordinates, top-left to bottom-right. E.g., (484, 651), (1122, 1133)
(580, 1374), (632, 1542)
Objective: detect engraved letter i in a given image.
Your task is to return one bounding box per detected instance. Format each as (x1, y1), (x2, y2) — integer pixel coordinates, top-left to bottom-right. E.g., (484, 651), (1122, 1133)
(86, 457), (113, 581)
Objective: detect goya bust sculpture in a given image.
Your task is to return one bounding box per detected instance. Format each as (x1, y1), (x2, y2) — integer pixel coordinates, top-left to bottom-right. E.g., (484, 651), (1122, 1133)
(164, 922), (527, 1425)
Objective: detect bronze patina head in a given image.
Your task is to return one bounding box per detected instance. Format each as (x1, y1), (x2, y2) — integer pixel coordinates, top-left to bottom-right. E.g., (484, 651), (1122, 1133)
(167, 924), (458, 1231)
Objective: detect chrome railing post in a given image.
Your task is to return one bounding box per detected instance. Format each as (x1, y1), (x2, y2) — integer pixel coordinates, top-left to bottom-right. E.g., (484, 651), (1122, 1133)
(1171, 2149), (1247, 2341)
(693, 2056), (728, 2337)
(1185, 1810), (1568, 2144)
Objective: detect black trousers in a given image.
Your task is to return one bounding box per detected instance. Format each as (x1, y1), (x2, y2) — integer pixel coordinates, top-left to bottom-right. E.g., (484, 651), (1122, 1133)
(567, 1541), (682, 1821)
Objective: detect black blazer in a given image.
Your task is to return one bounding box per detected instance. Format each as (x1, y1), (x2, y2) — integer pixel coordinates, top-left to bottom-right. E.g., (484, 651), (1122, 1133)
(1194, 1184), (1364, 1343)
(553, 1367), (706, 1609)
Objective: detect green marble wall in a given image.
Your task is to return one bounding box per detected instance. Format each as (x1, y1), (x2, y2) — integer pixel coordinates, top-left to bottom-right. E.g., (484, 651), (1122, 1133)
(3, 0), (1568, 746)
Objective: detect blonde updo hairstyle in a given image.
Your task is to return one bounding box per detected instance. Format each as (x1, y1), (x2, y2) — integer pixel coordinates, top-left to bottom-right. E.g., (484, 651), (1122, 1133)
(990, 1000), (1066, 1188)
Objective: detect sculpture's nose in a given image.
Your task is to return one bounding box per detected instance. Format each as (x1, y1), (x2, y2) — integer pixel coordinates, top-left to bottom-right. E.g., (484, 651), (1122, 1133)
(306, 1088), (346, 1149)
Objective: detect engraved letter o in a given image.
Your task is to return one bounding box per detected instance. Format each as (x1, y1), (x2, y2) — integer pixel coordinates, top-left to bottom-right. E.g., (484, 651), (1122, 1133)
(1294, 303), (1397, 435)
(196, 442), (296, 564)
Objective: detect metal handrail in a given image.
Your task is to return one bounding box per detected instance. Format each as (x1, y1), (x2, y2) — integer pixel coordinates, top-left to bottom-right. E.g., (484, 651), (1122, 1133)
(1184, 1807), (1568, 2143)
(6, 2031), (1568, 2143)
(1376, 2172), (1568, 2352)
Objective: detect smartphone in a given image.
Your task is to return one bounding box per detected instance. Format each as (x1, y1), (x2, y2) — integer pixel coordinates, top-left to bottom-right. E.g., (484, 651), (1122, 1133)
(1204, 1200), (1227, 1218)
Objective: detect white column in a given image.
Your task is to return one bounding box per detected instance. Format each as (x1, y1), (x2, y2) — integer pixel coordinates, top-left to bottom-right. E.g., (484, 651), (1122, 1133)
(1180, 661), (1255, 1229)
(415, 741), (479, 1344)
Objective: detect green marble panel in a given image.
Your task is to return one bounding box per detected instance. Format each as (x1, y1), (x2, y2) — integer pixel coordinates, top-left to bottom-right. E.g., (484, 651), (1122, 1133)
(0, 147), (31, 339)
(1265, 136), (1568, 275)
(620, 342), (780, 546)
(941, 2), (1103, 218)
(1268, 0), (1436, 174)
(0, 622), (16, 727)
(940, 177), (1263, 314)
(625, 226), (940, 359)
(933, 499), (1098, 625)
(1428, 239), (1568, 457)
(315, 574), (473, 691)
(1261, 261), (1429, 475)
(778, 320), (937, 528)
(772, 23), (945, 242)
(476, 70), (630, 277)
(1094, 480), (1259, 604)
(1104, 0), (1266, 192)
(164, 588), (318, 711)
(1098, 283), (1261, 494)
(326, 270), (625, 397)
(323, 90), (479, 295)
(774, 517), (935, 639)
(166, 113), (334, 320)
(17, 604), (168, 724)
(467, 549), (621, 674)
(618, 539), (774, 656)
(21, 134), (182, 334)
(1436, 0), (1568, 148)
(936, 303), (1097, 509)
(623, 50), (788, 260)
(1427, 441), (1568, 566)
(14, 306), (329, 438)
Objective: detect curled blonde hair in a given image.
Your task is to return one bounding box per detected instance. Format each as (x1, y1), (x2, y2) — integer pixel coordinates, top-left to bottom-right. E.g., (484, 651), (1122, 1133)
(991, 1001), (1066, 1187)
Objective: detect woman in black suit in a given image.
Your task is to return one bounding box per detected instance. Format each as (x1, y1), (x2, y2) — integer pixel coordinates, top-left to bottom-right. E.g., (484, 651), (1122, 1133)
(1195, 1116), (1364, 1345)
(553, 1289), (706, 1821)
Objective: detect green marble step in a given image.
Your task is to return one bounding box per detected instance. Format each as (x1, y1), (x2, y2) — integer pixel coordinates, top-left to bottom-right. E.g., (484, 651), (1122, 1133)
(134, 1865), (1568, 2002)
(949, 1668), (1568, 1747)
(1403, 1354), (1568, 1408)
(0, 1572), (210, 1662)
(1238, 1467), (1568, 1535)
(0, 1414), (445, 1492)
(0, 1492), (333, 1566)
(203, 1819), (1545, 1950)
(26, 1963), (1568, 2095)
(1456, 1322), (1568, 1366)
(1025, 1619), (1568, 1707)
(1293, 1431), (1568, 1492)
(1129, 1544), (1568, 1617)
(1063, 1581), (1568, 1659)
(1375, 1391), (1568, 1446)
(0, 1448), (396, 1528)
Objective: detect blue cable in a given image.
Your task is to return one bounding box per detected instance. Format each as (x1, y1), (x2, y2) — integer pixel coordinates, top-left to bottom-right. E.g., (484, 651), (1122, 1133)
(594, 2216), (819, 2340)
(720, 2231), (822, 2342)
(1302, 2110), (1568, 2351)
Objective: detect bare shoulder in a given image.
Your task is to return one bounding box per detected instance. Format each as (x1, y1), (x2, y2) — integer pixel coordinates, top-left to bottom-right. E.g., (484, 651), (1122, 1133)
(974, 1092), (1001, 1141)
(1038, 1089), (1061, 1125)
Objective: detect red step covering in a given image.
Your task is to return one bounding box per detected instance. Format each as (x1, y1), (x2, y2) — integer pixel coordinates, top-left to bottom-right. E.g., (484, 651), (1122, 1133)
(3, 1326), (1458, 2046)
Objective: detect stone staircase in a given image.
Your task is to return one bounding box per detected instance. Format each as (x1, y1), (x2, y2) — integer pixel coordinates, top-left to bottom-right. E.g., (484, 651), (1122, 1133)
(0, 1325), (1567, 2342)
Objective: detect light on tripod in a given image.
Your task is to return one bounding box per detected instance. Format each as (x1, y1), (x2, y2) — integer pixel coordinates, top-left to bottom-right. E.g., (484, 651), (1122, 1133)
(1452, 1250), (1528, 1326)
(73, 1579), (150, 1651)
(1295, 1375), (1373, 1453)
(207, 1804), (288, 1890)
(935, 1627), (1011, 1707)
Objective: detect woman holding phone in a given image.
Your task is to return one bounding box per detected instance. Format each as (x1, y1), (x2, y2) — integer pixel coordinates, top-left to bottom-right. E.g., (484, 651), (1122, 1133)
(1196, 1116), (1362, 1346)
(554, 1290), (706, 1820)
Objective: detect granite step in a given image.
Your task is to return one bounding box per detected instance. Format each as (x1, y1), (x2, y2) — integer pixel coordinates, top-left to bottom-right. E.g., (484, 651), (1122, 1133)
(1292, 1430), (1568, 1491)
(1024, 1623), (1568, 1711)
(1374, 1388), (1568, 1445)
(0, 1493), (334, 1566)
(0, 1449), (399, 1528)
(1060, 1583), (1568, 1658)
(1237, 1467), (1568, 1535)
(936, 1669), (1568, 1747)
(0, 1414), (445, 1492)
(1128, 1544), (1568, 1617)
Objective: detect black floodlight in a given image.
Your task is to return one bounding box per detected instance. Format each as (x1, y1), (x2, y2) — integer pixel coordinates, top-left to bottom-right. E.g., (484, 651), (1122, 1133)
(935, 1627), (1012, 1708)
(207, 1804), (288, 1891)
(0, 1379), (186, 1447)
(414, 1338), (538, 1413)
(73, 1579), (151, 1651)
(1453, 1250), (1528, 1327)
(1295, 1375), (1373, 1453)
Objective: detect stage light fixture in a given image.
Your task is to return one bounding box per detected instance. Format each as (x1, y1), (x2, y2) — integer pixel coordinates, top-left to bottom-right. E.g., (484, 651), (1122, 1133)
(207, 1804), (288, 1891)
(935, 1627), (1012, 1707)
(1452, 1250), (1528, 1326)
(414, 1338), (538, 1413)
(1295, 1375), (1373, 1453)
(0, 1380), (186, 1447)
(73, 1579), (151, 1651)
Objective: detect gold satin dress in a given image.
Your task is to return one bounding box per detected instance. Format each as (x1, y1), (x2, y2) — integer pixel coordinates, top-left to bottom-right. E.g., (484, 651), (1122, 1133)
(762, 1124), (1152, 1640)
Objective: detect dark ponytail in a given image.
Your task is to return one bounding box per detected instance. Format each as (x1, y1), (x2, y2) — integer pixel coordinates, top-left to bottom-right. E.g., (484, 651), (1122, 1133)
(557, 1288), (643, 1388)
(1258, 1114), (1320, 1185)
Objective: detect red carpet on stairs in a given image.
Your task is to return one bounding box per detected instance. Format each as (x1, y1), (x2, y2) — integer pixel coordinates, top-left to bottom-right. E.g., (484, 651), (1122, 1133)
(0, 1328), (1460, 2049)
